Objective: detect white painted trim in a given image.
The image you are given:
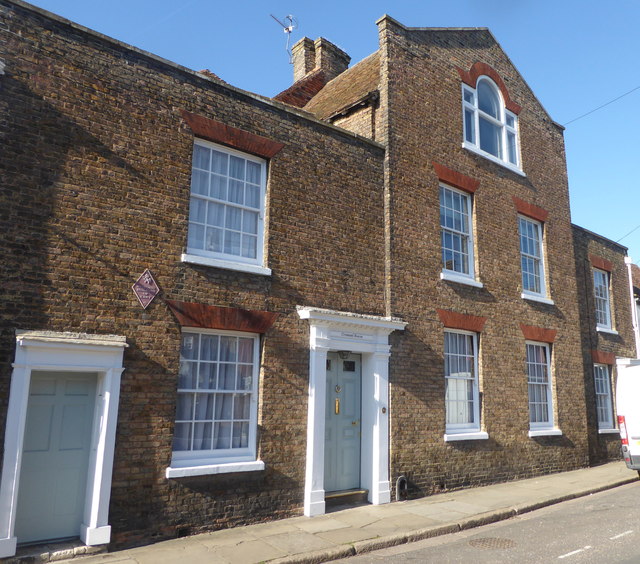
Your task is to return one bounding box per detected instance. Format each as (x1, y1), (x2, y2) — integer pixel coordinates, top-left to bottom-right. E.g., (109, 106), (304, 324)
(166, 460), (265, 478)
(81, 525), (111, 546)
(522, 293), (555, 306)
(0, 331), (126, 557)
(181, 253), (272, 276)
(598, 428), (620, 435)
(444, 431), (489, 442)
(297, 307), (405, 516)
(440, 271), (484, 288)
(528, 428), (562, 437)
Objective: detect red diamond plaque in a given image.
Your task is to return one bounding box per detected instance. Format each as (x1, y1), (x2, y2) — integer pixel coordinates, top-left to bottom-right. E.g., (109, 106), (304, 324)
(132, 269), (160, 309)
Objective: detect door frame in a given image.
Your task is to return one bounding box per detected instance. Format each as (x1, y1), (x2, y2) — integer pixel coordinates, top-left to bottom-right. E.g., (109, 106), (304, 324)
(0, 331), (126, 557)
(297, 307), (406, 517)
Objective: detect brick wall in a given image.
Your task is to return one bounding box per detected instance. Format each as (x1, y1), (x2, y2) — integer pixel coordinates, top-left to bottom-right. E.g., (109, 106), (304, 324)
(573, 225), (635, 463)
(377, 17), (589, 495)
(0, 0), (385, 546)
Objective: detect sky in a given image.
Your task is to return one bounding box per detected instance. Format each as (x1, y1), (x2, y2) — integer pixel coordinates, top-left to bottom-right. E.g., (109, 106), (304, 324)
(25, 0), (640, 264)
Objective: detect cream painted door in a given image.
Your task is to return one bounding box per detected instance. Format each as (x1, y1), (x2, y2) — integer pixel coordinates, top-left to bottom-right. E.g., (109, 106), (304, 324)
(324, 353), (361, 492)
(15, 371), (97, 544)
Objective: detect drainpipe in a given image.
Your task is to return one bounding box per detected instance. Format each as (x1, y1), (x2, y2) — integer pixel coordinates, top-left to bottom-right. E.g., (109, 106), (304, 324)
(625, 256), (640, 358)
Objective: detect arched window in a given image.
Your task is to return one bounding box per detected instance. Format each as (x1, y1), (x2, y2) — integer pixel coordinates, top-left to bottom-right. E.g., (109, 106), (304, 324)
(462, 77), (519, 169)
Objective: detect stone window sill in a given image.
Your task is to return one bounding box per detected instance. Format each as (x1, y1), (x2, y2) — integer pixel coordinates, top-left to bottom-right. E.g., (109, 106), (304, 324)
(598, 428), (619, 435)
(522, 293), (554, 306)
(528, 428), (562, 437)
(444, 431), (489, 442)
(440, 271), (484, 288)
(166, 460), (265, 478)
(181, 253), (271, 276)
(596, 327), (619, 336)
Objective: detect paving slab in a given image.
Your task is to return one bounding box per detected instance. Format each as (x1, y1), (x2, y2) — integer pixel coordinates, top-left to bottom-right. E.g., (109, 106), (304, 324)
(45, 461), (637, 564)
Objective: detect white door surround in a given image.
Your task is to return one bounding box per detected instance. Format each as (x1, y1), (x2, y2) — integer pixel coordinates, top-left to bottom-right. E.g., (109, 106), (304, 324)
(0, 331), (127, 558)
(297, 306), (406, 517)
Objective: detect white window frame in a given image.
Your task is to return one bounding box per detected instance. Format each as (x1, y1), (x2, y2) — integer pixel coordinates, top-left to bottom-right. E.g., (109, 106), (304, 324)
(462, 77), (523, 175)
(439, 184), (478, 285)
(593, 363), (615, 431)
(181, 139), (271, 276)
(526, 341), (557, 433)
(593, 268), (612, 330)
(167, 329), (263, 478)
(444, 330), (482, 436)
(519, 215), (549, 301)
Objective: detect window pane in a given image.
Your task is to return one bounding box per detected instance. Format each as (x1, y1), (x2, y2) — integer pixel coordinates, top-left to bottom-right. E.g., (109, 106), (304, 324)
(229, 156), (245, 180)
(464, 108), (475, 143)
(173, 423), (192, 451)
(219, 364), (236, 390)
(246, 161), (261, 184)
(245, 184), (260, 209)
(193, 145), (210, 170)
(242, 235), (257, 259)
(197, 363), (217, 389)
(507, 132), (517, 164)
(207, 202), (225, 227)
(224, 230), (241, 256)
(479, 117), (502, 158)
(191, 170), (209, 196)
(478, 81), (500, 118)
(228, 179), (244, 204)
(211, 150), (228, 174)
(210, 175), (227, 200)
(205, 227), (223, 252)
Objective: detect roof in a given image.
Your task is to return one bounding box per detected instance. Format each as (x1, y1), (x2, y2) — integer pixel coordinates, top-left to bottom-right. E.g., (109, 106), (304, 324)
(273, 69), (327, 108)
(304, 52), (380, 120)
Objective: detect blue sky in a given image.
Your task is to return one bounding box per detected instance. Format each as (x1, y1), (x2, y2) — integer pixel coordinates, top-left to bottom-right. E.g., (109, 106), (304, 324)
(26, 0), (640, 263)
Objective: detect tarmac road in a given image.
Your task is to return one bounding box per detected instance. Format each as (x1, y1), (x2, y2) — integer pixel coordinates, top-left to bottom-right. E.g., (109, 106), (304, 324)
(336, 481), (640, 563)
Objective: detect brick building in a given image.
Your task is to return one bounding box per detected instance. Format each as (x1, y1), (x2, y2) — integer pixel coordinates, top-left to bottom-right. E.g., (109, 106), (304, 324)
(0, 1), (635, 557)
(572, 226), (636, 463)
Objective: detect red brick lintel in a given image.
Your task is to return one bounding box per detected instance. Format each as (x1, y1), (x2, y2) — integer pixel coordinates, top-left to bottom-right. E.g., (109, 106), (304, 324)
(166, 299), (279, 333)
(520, 324), (556, 343)
(456, 62), (522, 115)
(433, 162), (480, 194)
(180, 110), (285, 159)
(589, 254), (613, 272)
(436, 309), (487, 332)
(513, 196), (549, 223)
(591, 350), (616, 365)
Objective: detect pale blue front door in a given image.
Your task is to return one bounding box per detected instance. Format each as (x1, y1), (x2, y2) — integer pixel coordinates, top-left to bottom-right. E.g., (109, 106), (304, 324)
(15, 371), (97, 544)
(324, 353), (362, 492)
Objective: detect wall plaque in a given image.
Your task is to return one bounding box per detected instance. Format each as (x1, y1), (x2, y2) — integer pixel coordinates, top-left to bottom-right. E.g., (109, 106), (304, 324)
(132, 269), (159, 309)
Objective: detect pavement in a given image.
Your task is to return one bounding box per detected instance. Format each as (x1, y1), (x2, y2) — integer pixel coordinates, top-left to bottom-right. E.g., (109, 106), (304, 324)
(12, 461), (638, 564)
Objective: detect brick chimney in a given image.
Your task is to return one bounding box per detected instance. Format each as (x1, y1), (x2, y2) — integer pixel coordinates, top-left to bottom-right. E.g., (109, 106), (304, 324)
(292, 37), (316, 82)
(291, 36), (350, 83)
(314, 38), (350, 82)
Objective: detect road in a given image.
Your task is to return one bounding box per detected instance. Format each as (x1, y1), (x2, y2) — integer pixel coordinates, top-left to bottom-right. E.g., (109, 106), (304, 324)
(337, 482), (640, 563)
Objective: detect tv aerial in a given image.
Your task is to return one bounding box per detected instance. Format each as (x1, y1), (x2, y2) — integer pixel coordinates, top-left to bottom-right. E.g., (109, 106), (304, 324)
(270, 14), (298, 63)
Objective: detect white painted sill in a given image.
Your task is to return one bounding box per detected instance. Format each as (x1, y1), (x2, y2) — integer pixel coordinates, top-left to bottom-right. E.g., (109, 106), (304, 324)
(444, 431), (489, 442)
(440, 271), (484, 288)
(528, 428), (562, 437)
(596, 327), (619, 336)
(462, 141), (526, 177)
(522, 292), (555, 306)
(598, 428), (619, 435)
(166, 460), (265, 478)
(181, 253), (272, 276)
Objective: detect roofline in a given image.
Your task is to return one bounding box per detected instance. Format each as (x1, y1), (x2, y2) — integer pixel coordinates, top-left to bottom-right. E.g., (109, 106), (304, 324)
(572, 223), (629, 252)
(374, 14), (565, 131)
(5, 0), (385, 151)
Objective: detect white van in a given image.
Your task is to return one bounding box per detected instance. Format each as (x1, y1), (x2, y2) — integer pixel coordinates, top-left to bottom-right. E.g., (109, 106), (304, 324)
(616, 358), (640, 474)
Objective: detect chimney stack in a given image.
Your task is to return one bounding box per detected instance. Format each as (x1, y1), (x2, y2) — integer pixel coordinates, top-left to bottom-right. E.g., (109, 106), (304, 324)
(291, 36), (350, 84)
